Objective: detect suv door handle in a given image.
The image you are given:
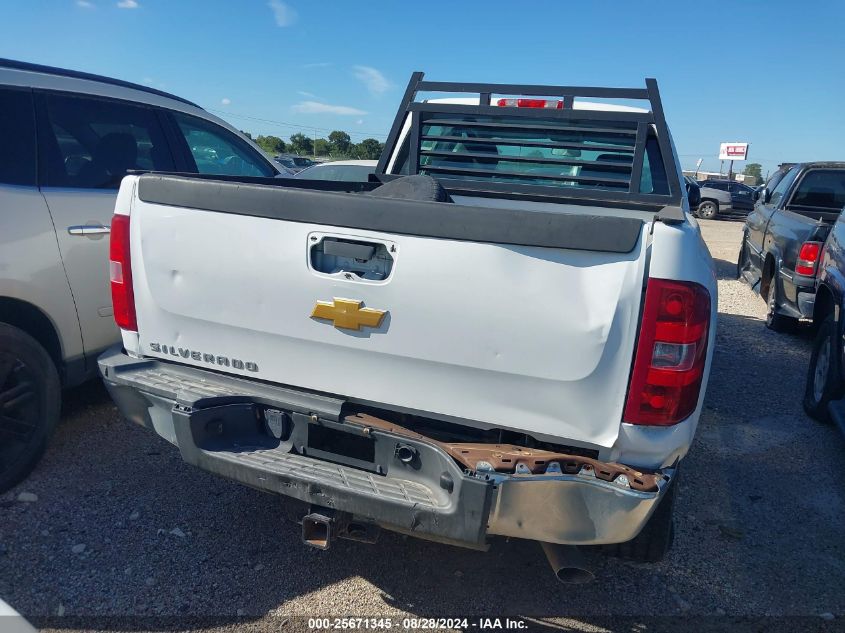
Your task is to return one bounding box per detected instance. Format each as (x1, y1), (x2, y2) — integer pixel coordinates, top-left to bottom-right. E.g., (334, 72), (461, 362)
(68, 224), (111, 236)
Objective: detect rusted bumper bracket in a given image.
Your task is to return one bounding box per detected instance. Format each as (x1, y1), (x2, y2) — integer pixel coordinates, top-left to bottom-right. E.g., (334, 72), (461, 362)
(346, 412), (674, 545)
(345, 413), (664, 492)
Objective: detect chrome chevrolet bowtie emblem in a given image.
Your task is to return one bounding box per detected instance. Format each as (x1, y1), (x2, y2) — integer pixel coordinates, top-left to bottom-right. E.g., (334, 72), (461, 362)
(311, 298), (386, 331)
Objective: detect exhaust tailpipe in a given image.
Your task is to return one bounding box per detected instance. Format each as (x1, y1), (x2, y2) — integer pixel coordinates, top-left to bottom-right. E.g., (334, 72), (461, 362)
(540, 542), (595, 584)
(302, 513), (333, 550)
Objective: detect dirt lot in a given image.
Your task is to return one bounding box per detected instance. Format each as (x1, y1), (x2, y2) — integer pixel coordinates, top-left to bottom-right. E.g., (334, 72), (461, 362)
(1, 219), (844, 631)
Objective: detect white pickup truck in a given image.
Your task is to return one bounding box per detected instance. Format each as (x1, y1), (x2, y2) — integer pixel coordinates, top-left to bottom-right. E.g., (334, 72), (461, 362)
(98, 74), (716, 582)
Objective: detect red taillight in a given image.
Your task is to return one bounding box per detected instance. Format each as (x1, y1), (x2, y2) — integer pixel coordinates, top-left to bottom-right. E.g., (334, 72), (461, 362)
(496, 98), (564, 109)
(623, 279), (710, 425)
(109, 213), (137, 331)
(796, 241), (822, 276)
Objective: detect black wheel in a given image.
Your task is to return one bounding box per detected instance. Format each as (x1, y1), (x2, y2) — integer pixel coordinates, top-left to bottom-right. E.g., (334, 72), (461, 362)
(602, 477), (676, 563)
(803, 313), (841, 422)
(765, 276), (797, 333)
(0, 323), (60, 493)
(697, 200), (718, 220)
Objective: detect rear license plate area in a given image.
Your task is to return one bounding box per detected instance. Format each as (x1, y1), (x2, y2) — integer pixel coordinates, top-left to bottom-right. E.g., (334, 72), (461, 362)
(306, 423), (377, 472)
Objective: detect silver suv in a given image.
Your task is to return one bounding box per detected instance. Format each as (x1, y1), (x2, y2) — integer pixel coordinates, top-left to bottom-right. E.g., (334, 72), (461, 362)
(0, 58), (281, 491)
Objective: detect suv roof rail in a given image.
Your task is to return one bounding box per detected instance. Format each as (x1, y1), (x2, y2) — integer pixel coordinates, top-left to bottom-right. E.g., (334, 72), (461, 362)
(376, 72), (684, 222)
(0, 58), (200, 108)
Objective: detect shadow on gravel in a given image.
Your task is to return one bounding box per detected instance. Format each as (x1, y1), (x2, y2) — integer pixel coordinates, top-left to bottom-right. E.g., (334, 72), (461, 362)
(686, 309), (845, 612)
(3, 313), (845, 628)
(712, 257), (738, 281)
(60, 379), (112, 419)
(709, 215), (747, 223)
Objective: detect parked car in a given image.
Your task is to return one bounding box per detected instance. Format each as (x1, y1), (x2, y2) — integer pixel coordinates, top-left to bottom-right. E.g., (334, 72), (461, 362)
(295, 159), (377, 182)
(272, 163), (297, 177)
(698, 179), (756, 215)
(738, 162), (845, 331)
(695, 183), (733, 219)
(803, 207), (845, 428)
(0, 58), (282, 492)
(274, 154), (317, 173)
(98, 74), (716, 581)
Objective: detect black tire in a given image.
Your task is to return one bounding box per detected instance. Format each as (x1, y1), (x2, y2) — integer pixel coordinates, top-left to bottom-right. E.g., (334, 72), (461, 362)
(736, 238), (747, 280)
(696, 200), (718, 220)
(764, 276), (797, 333)
(0, 323), (61, 493)
(602, 478), (676, 563)
(803, 313), (841, 422)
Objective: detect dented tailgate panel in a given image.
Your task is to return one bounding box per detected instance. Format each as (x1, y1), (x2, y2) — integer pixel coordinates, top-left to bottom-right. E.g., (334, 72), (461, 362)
(129, 199), (648, 449)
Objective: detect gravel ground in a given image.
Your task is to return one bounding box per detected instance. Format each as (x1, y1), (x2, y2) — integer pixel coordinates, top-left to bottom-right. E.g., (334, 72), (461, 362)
(1, 219), (844, 631)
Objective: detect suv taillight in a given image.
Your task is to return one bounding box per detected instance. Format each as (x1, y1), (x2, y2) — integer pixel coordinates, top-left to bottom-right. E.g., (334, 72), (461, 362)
(796, 241), (822, 276)
(109, 213), (137, 331)
(623, 279), (710, 426)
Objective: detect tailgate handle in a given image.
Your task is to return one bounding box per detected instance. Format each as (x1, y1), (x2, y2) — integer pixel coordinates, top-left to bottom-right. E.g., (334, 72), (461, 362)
(310, 236), (395, 280)
(322, 239), (375, 261)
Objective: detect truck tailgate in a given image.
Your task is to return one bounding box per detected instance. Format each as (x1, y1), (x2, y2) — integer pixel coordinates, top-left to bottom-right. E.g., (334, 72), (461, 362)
(126, 177), (649, 449)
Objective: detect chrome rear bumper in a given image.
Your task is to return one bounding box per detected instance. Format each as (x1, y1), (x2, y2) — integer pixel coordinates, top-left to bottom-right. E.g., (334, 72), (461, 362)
(99, 345), (674, 548)
(487, 465), (673, 544)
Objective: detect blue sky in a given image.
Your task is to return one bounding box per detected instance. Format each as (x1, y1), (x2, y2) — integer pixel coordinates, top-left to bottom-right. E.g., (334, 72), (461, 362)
(2, 0), (843, 176)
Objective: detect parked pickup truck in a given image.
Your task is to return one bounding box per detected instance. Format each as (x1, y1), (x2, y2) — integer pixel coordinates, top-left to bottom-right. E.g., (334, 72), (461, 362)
(98, 74), (717, 582)
(694, 183), (734, 220)
(739, 162), (845, 331)
(803, 210), (845, 426)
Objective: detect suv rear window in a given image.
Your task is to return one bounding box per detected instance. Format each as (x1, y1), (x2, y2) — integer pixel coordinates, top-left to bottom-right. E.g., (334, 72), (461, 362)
(38, 92), (174, 189)
(407, 114), (668, 195)
(0, 87), (36, 187)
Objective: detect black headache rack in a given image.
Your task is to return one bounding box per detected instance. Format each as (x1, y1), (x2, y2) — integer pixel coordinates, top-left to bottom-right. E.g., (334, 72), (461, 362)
(375, 72), (685, 222)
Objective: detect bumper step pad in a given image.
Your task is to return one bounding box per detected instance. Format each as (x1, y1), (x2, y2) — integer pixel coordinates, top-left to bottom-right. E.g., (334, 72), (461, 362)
(213, 448), (439, 508)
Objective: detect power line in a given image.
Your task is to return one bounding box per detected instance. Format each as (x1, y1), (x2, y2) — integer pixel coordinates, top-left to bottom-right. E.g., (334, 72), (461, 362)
(206, 108), (388, 140)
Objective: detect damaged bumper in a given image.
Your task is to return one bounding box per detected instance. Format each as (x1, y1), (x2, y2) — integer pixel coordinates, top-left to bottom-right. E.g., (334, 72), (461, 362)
(98, 345), (674, 548)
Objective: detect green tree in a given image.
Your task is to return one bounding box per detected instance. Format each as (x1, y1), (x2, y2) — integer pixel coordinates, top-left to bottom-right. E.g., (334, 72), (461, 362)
(289, 132), (314, 156)
(240, 130), (253, 139)
(328, 130), (352, 155)
(255, 135), (286, 154)
(743, 163), (763, 185)
(355, 138), (384, 160)
(313, 138), (331, 156)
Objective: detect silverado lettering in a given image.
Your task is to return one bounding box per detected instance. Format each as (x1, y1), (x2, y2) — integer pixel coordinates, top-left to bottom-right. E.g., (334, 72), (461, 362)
(147, 343), (258, 372)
